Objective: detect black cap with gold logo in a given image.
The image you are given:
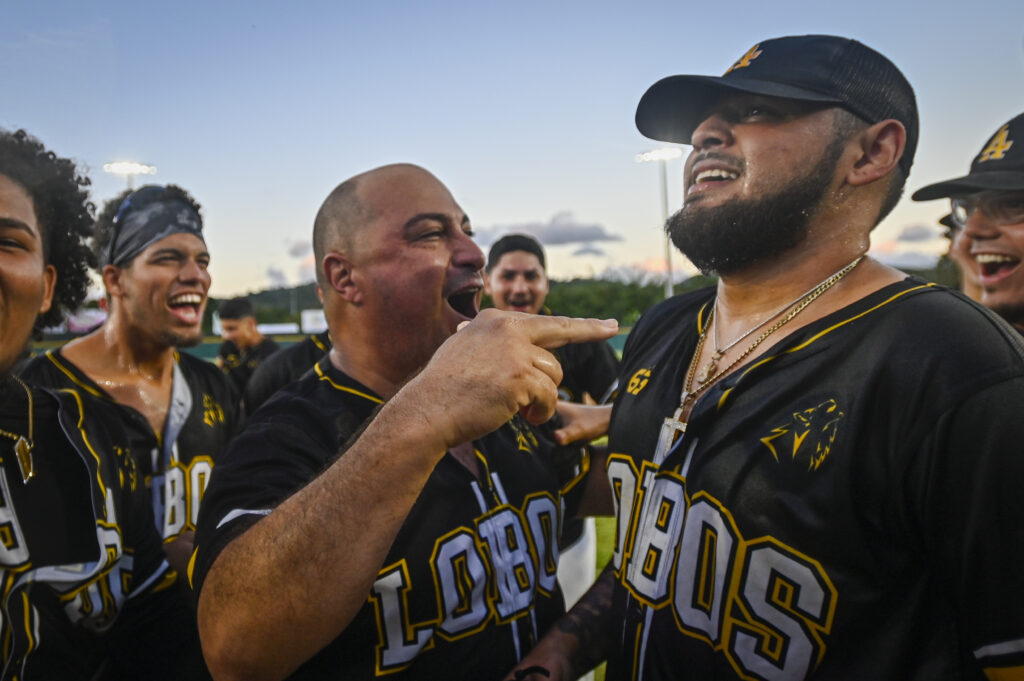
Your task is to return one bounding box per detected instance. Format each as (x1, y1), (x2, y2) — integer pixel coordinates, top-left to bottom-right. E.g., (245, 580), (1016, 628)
(635, 34), (919, 176)
(912, 113), (1024, 200)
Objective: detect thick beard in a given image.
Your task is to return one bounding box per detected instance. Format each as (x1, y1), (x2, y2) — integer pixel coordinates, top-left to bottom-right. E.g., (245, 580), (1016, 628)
(667, 138), (843, 276)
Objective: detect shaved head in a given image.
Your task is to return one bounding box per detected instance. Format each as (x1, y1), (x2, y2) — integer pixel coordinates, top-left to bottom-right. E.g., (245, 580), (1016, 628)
(313, 164), (450, 288)
(313, 176), (371, 287)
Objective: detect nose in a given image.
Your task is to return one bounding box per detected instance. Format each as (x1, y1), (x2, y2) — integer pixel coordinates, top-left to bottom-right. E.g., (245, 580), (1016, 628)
(962, 208), (1001, 241)
(690, 113), (733, 152)
(511, 276), (529, 294)
(454, 231), (485, 272)
(180, 257), (209, 284)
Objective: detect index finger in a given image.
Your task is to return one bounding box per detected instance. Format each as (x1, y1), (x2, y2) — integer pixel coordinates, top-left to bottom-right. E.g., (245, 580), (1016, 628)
(523, 315), (619, 349)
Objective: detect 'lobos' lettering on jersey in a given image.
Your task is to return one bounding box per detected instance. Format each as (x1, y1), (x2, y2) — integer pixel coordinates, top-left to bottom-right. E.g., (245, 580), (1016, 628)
(605, 279), (1024, 680)
(193, 356), (586, 679)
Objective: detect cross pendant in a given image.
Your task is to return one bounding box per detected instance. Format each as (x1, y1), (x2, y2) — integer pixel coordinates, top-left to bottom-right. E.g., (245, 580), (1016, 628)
(653, 407), (687, 465)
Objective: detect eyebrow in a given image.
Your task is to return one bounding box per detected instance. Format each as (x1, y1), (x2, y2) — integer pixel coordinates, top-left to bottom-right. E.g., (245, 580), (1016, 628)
(403, 212), (472, 233)
(148, 247), (211, 259)
(0, 217), (38, 239)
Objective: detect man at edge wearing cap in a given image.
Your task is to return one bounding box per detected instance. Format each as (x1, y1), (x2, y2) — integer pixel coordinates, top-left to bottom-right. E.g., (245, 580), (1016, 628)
(507, 35), (1024, 681)
(914, 113), (1024, 332)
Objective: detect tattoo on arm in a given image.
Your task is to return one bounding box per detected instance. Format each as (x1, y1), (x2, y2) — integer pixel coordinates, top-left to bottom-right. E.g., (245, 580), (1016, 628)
(557, 565), (617, 676)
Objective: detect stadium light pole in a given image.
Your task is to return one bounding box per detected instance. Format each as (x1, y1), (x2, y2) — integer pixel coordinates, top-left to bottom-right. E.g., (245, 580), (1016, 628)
(103, 161), (157, 189)
(635, 147), (684, 299)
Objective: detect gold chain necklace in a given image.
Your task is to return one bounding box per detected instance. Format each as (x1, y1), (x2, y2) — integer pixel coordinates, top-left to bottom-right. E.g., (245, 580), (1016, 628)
(0, 376), (35, 483)
(651, 255), (863, 465)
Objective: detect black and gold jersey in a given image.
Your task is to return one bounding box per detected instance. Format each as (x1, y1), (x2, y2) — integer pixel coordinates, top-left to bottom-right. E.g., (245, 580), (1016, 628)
(0, 379), (175, 680)
(604, 278), (1024, 681)
(192, 355), (587, 680)
(218, 336), (282, 394)
(20, 349), (240, 544)
(242, 331), (329, 413)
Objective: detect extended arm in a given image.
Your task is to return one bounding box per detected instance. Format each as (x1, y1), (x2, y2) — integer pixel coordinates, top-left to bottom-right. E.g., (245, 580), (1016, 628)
(504, 564), (618, 681)
(197, 312), (617, 681)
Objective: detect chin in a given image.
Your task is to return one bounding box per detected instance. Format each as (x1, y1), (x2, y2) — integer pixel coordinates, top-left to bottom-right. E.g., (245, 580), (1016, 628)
(162, 328), (204, 349)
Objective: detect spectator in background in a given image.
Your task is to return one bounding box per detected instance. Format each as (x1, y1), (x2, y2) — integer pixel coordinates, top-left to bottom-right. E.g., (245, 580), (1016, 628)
(485, 233), (620, 639)
(914, 112), (1024, 332)
(217, 296), (281, 394)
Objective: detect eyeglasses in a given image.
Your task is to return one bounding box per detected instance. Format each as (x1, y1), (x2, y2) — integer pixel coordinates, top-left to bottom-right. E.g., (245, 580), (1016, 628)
(950, 192), (1024, 229)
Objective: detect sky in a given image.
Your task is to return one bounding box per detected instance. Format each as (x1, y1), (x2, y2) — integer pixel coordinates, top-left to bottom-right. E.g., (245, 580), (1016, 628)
(3, 0), (1023, 297)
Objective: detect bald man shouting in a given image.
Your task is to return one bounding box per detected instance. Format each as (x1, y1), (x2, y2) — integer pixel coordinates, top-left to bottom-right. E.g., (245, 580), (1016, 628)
(192, 164), (617, 681)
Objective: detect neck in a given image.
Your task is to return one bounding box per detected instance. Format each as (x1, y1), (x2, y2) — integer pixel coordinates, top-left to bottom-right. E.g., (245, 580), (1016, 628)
(92, 310), (177, 381)
(714, 227), (869, 321)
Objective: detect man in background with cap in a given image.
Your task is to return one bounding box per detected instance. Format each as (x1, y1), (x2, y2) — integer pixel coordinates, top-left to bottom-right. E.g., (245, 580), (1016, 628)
(914, 113), (1024, 332)
(508, 35), (1024, 681)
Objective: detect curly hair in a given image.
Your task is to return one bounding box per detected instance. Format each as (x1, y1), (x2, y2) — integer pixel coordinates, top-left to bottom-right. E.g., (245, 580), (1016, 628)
(92, 184), (203, 268)
(0, 129), (95, 333)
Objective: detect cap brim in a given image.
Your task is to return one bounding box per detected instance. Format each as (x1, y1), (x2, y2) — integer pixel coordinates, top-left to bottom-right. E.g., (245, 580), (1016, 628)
(635, 74), (844, 143)
(911, 171), (1024, 201)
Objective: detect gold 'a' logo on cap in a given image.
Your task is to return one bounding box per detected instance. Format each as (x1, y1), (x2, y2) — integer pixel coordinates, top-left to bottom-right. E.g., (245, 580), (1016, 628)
(724, 44), (762, 74)
(978, 124), (1014, 163)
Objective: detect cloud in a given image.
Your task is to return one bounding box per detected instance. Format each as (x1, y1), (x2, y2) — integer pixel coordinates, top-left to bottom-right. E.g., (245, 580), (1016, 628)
(287, 240), (313, 258)
(475, 211), (623, 248)
(897, 224), (939, 243)
(297, 254), (317, 284)
(572, 244), (607, 257)
(872, 250), (939, 269)
(266, 266), (289, 288)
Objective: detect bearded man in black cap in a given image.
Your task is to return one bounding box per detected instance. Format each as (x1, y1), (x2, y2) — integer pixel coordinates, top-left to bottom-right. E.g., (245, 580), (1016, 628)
(914, 113), (1024, 332)
(508, 35), (1024, 681)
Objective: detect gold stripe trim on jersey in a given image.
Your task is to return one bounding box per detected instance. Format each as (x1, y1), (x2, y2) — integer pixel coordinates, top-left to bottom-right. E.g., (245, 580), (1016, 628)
(314, 362), (383, 404)
(717, 284), (935, 409)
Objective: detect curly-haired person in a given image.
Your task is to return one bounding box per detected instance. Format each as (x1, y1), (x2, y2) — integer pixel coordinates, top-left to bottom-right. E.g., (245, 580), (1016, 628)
(0, 128), (193, 680)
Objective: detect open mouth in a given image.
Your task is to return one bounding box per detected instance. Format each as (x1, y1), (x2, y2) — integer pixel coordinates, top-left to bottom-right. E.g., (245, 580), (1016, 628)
(167, 292), (204, 324)
(975, 253), (1020, 282)
(446, 287), (480, 320)
(694, 169), (739, 184)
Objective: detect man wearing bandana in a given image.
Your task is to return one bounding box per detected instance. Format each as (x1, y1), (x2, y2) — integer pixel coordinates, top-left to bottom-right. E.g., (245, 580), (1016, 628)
(21, 184), (240, 580)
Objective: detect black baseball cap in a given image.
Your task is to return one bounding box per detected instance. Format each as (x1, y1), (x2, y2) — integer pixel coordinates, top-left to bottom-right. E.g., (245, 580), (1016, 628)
(635, 34), (919, 176)
(912, 113), (1024, 200)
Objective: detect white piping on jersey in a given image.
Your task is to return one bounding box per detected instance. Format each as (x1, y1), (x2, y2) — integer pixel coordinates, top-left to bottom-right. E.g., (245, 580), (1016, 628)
(975, 636), (1024, 659)
(216, 508), (272, 529)
(490, 472), (509, 505)
(469, 479), (524, 661)
(128, 559), (172, 598)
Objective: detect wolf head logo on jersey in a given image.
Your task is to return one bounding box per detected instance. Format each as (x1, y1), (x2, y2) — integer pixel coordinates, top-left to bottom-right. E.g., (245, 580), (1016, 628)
(760, 398), (844, 471)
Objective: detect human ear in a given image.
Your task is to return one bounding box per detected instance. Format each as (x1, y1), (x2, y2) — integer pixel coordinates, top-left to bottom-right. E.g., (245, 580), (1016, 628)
(37, 264), (56, 314)
(322, 253), (361, 304)
(846, 119), (906, 187)
(101, 264), (124, 298)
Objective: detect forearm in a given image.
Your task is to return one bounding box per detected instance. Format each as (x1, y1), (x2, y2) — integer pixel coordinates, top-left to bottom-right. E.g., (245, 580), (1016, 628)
(198, 395), (447, 681)
(506, 564), (617, 680)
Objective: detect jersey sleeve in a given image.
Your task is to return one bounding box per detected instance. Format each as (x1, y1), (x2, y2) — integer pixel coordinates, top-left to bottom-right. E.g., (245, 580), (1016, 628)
(907, 376), (1024, 671)
(190, 405), (331, 595)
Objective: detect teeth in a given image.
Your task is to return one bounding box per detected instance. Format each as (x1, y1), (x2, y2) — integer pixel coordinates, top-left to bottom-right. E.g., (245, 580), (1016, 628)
(695, 169), (738, 183)
(169, 293), (203, 305)
(975, 254), (1018, 264)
